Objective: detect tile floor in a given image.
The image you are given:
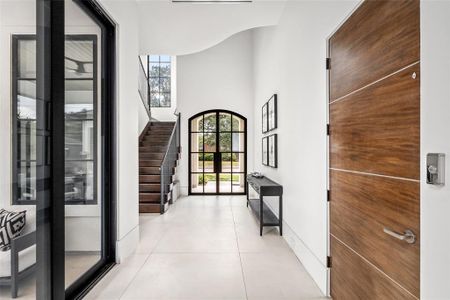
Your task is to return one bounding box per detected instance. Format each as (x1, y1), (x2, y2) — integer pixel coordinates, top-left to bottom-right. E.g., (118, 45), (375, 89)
(86, 195), (326, 300)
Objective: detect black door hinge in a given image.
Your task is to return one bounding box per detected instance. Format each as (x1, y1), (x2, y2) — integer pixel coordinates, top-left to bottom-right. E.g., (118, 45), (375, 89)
(327, 124), (330, 136)
(326, 58), (331, 70)
(327, 190), (330, 202)
(327, 256), (332, 268)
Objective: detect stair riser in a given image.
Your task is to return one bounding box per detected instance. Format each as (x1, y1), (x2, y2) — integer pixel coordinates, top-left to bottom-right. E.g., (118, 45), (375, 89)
(139, 175), (160, 183)
(140, 167), (160, 175)
(140, 153), (164, 160)
(141, 136), (169, 144)
(140, 146), (167, 153)
(139, 160), (161, 167)
(139, 203), (161, 213)
(140, 194), (164, 202)
(141, 140), (169, 146)
(149, 128), (173, 133)
(145, 130), (172, 138)
(140, 185), (162, 192)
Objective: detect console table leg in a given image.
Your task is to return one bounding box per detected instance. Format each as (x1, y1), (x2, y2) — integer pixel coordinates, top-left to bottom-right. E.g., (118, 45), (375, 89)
(260, 194), (263, 236)
(279, 195), (283, 236)
(246, 183), (249, 207)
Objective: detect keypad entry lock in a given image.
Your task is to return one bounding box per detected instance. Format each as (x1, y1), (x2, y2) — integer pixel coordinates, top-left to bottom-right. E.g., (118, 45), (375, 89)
(426, 153), (445, 186)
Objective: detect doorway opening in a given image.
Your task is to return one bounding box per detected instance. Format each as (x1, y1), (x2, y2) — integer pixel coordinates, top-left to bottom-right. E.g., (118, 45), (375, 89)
(188, 110), (247, 195)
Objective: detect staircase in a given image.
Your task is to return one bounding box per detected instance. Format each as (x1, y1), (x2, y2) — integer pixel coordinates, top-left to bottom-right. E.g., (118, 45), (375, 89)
(139, 119), (181, 213)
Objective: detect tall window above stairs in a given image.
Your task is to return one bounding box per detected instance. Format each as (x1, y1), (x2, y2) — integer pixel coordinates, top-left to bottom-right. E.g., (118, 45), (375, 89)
(149, 55), (171, 107)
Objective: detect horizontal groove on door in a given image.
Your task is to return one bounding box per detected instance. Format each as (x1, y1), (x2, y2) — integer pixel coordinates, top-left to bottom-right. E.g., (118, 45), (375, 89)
(329, 0), (420, 101)
(329, 64), (420, 180)
(330, 236), (418, 300)
(330, 169), (420, 297)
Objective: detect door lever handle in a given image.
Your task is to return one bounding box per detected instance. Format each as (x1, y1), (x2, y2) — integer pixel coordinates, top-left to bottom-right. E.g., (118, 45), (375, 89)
(383, 227), (416, 244)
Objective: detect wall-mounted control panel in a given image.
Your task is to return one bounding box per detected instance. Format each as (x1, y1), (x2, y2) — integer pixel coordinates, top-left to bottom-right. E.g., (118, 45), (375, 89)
(426, 153), (445, 186)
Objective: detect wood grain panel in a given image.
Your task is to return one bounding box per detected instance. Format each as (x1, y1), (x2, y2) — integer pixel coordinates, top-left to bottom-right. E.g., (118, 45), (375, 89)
(329, 0), (420, 101)
(330, 64), (420, 179)
(330, 236), (417, 300)
(330, 170), (420, 297)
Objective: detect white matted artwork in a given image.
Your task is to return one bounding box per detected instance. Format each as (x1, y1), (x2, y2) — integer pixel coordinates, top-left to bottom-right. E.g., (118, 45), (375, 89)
(262, 136), (268, 166)
(262, 102), (268, 133)
(268, 94), (277, 131)
(268, 134), (277, 168)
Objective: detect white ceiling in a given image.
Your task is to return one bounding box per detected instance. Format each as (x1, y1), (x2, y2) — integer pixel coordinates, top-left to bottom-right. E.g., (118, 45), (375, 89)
(136, 0), (286, 55)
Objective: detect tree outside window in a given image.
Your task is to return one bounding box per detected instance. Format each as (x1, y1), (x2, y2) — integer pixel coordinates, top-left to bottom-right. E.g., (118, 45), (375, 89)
(149, 55), (171, 107)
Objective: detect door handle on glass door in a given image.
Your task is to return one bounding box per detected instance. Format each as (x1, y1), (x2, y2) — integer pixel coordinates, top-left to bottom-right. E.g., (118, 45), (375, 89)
(383, 228), (416, 244)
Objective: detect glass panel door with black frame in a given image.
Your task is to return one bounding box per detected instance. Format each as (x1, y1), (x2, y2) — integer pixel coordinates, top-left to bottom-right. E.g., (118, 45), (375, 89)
(2, 0), (114, 298)
(7, 32), (101, 290)
(189, 110), (247, 195)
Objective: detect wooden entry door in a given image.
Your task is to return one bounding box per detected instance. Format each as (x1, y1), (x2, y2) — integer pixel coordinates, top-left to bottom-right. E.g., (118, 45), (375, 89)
(328, 1), (420, 299)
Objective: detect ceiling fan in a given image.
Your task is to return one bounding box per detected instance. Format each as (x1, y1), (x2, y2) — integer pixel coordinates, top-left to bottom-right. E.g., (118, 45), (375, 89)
(65, 56), (93, 75)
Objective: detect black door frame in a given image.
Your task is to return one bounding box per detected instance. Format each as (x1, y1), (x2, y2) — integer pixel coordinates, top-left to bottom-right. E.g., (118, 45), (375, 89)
(188, 109), (247, 196)
(35, 0), (116, 299)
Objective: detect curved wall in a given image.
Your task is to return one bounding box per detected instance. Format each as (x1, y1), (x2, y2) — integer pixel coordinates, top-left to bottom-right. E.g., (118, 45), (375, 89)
(138, 0), (286, 55)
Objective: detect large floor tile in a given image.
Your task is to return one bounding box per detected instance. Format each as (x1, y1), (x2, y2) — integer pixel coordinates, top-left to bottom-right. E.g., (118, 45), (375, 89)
(136, 221), (171, 254)
(154, 223), (238, 253)
(85, 254), (150, 300)
(241, 252), (323, 300)
(120, 253), (246, 300)
(235, 225), (290, 254)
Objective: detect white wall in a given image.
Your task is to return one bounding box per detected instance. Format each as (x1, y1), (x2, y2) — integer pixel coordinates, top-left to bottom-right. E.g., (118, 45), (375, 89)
(177, 30), (255, 194)
(138, 0), (286, 56)
(99, 0), (141, 262)
(420, 1), (450, 298)
(251, 1), (358, 294)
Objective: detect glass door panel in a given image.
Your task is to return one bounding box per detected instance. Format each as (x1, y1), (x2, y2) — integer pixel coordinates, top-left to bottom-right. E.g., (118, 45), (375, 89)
(189, 111), (246, 195)
(219, 133), (232, 152)
(232, 173), (246, 193)
(221, 153), (232, 172)
(64, 0), (101, 289)
(219, 173), (232, 193)
(203, 173), (217, 194)
(219, 112), (232, 131)
(232, 153), (245, 172)
(203, 133), (216, 152)
(203, 113), (216, 132)
(204, 153), (215, 173)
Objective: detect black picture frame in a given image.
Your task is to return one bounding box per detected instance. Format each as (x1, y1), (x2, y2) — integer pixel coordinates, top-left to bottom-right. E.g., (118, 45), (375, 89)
(268, 134), (278, 168)
(262, 102), (268, 133)
(262, 136), (268, 166)
(267, 94), (277, 132)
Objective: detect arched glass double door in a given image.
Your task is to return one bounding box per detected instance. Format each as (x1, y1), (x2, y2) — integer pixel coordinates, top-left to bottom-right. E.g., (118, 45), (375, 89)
(189, 110), (247, 195)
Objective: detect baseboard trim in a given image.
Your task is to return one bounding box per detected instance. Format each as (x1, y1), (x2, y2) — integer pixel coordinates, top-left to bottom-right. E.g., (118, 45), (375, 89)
(282, 222), (328, 296)
(115, 225), (139, 263)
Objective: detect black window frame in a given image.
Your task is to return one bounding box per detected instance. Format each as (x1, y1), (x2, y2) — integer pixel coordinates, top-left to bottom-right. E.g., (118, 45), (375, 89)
(11, 34), (99, 206)
(148, 55), (171, 108)
(188, 109), (247, 195)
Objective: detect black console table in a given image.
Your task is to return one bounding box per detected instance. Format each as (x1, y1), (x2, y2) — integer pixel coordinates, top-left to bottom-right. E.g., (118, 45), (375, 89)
(246, 175), (283, 236)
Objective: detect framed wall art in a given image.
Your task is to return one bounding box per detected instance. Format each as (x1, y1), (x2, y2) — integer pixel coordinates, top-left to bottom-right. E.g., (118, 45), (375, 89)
(268, 94), (277, 131)
(268, 134), (278, 168)
(262, 136), (268, 166)
(262, 102), (268, 133)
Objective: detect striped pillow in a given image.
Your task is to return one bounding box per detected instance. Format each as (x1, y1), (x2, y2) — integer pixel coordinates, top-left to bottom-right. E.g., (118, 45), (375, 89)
(0, 209), (27, 251)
